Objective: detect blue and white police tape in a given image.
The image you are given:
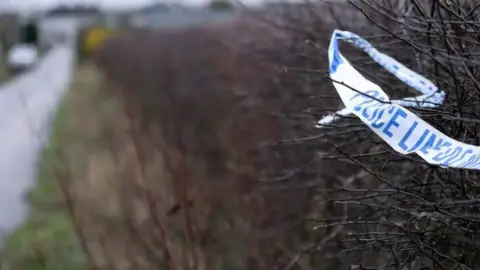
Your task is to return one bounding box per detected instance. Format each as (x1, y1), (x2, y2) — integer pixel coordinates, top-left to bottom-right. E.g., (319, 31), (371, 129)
(317, 30), (446, 127)
(317, 30), (480, 170)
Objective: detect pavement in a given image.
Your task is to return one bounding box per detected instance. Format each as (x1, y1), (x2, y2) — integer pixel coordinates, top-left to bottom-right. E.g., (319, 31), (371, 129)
(0, 44), (74, 244)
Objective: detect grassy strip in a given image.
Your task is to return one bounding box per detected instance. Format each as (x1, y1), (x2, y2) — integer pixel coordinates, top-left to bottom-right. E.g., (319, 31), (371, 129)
(0, 62), (108, 270)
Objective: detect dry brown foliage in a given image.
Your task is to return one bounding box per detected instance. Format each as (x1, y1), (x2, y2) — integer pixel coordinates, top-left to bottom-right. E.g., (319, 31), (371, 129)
(59, 0), (480, 269)
(92, 19), (320, 270)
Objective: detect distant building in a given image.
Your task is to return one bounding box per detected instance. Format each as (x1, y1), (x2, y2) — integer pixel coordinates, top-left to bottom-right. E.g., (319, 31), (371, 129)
(37, 4), (103, 49)
(136, 2), (171, 15)
(42, 4), (102, 28)
(44, 4), (102, 17)
(130, 3), (238, 29)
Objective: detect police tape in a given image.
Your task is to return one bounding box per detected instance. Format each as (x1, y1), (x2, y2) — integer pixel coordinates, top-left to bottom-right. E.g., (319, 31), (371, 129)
(317, 30), (480, 170)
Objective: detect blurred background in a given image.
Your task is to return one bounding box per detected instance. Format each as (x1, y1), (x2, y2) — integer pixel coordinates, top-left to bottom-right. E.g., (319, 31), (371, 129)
(2, 1), (480, 270)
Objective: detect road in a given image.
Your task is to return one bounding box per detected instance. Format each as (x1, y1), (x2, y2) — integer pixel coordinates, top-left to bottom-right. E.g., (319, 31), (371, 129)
(0, 34), (75, 243)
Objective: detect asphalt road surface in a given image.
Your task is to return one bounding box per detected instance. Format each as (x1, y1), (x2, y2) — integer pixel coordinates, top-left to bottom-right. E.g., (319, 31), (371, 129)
(0, 38), (74, 243)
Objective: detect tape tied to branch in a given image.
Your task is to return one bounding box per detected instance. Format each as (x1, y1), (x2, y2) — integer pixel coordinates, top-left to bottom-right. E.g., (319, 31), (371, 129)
(317, 30), (480, 170)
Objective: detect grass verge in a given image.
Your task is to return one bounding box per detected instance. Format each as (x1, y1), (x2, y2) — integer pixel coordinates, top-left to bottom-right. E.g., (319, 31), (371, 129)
(0, 61), (119, 270)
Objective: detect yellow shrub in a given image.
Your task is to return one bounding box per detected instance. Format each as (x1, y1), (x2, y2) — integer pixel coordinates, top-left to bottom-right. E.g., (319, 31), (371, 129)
(83, 27), (116, 56)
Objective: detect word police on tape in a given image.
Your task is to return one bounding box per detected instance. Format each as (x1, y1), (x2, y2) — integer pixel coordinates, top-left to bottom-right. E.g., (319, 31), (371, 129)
(317, 30), (480, 170)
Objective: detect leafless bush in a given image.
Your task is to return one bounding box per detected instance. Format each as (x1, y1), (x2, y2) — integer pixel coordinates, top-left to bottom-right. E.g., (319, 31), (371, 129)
(86, 0), (480, 269)
(271, 0), (480, 269)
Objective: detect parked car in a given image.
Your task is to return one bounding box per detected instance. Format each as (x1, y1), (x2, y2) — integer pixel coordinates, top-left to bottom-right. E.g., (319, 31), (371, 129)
(7, 43), (39, 74)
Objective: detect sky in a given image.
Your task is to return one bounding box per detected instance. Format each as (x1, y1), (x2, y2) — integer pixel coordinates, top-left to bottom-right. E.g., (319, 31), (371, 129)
(0, 0), (272, 12)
